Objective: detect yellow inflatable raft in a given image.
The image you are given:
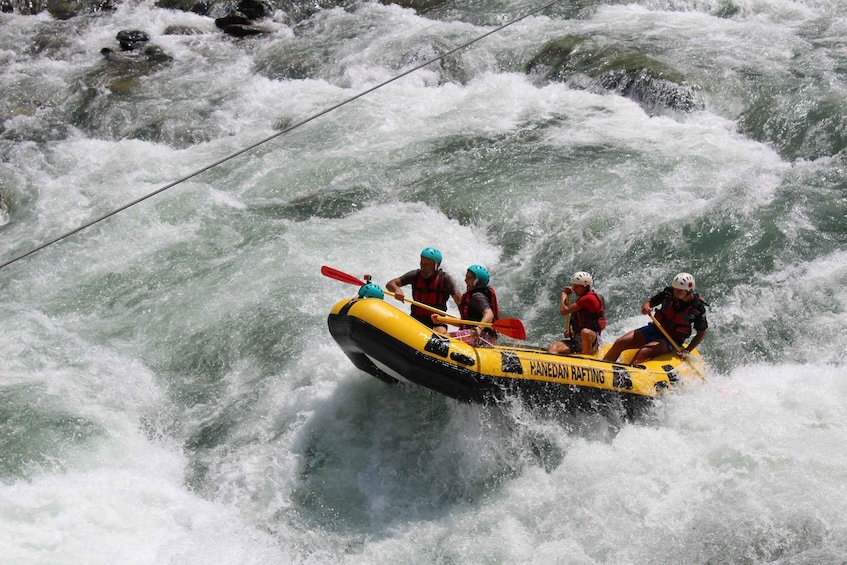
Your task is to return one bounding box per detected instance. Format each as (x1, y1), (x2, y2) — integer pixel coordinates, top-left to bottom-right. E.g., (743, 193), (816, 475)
(328, 295), (703, 415)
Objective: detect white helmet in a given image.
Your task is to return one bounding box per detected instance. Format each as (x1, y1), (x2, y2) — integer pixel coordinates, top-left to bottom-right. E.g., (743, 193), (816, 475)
(571, 271), (593, 287)
(672, 272), (695, 291)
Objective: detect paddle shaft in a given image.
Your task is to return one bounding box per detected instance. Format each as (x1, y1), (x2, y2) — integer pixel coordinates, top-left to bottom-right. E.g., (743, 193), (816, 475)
(390, 294), (452, 317)
(321, 265), (455, 317)
(322, 266), (526, 339)
(434, 316), (527, 340)
(436, 316), (495, 330)
(649, 312), (706, 380)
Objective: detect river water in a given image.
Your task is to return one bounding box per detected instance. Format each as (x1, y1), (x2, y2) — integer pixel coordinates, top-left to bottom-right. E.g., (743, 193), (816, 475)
(2, 0), (846, 563)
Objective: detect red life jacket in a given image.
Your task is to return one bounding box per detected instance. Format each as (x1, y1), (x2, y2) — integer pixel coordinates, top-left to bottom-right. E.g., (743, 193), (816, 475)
(654, 293), (704, 343)
(410, 270), (451, 318)
(459, 286), (500, 324)
(570, 290), (606, 334)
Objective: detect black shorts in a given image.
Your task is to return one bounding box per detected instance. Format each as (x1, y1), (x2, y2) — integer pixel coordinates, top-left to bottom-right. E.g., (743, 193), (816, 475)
(414, 313), (446, 329)
(558, 334), (599, 354)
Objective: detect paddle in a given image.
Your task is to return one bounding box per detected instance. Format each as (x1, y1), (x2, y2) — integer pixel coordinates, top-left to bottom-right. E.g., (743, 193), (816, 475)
(321, 265), (456, 317)
(322, 265), (527, 340)
(434, 316), (527, 340)
(648, 312), (706, 381)
(321, 265), (366, 287)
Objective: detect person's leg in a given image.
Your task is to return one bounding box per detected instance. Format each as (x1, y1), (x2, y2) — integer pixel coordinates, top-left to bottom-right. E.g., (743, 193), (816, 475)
(579, 328), (597, 355)
(547, 340), (572, 354)
(548, 337), (577, 354)
(631, 340), (671, 364)
(602, 330), (646, 362)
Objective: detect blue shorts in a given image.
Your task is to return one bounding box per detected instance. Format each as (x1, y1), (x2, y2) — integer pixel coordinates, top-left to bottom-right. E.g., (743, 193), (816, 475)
(637, 323), (673, 348)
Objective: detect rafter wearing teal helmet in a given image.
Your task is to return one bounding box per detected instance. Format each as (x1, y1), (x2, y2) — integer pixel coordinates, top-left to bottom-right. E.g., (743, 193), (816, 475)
(357, 282), (384, 299)
(420, 247), (442, 267)
(467, 264), (490, 286)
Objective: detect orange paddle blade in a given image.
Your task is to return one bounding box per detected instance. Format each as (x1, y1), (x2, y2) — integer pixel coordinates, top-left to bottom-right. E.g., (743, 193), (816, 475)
(321, 265), (365, 286)
(492, 318), (527, 340)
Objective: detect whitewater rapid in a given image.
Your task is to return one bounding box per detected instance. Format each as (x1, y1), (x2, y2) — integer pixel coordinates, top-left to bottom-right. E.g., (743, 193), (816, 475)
(2, 0), (847, 563)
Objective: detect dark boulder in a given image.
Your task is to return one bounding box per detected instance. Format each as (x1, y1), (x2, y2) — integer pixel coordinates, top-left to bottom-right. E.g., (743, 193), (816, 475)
(236, 0), (272, 20)
(100, 31), (172, 64)
(215, 8), (273, 37)
(100, 44), (173, 63)
(155, 0), (211, 15)
(220, 23), (274, 37)
(214, 11), (252, 29)
(116, 29), (150, 51)
(380, 0), (449, 14)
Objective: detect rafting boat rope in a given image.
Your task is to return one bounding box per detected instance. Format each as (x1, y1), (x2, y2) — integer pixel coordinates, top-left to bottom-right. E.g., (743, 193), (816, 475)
(0, 0), (566, 273)
(452, 336), (698, 379)
(489, 346), (679, 378)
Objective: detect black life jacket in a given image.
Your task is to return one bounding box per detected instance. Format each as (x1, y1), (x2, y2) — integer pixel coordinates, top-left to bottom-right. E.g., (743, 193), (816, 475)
(459, 286), (500, 325)
(654, 293), (705, 343)
(570, 290), (606, 335)
(410, 269), (451, 318)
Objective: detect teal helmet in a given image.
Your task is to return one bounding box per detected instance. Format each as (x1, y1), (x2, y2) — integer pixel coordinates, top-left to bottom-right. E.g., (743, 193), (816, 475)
(468, 264), (490, 286)
(420, 247), (442, 266)
(357, 282), (384, 299)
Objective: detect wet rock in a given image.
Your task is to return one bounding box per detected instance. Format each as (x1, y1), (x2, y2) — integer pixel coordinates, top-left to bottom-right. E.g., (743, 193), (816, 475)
(100, 44), (173, 64)
(2, 0), (113, 16)
(272, 0), (339, 25)
(526, 37), (703, 113)
(214, 8), (273, 37)
(214, 11), (252, 29)
(380, 0), (449, 14)
(163, 24), (207, 35)
(6, 0), (47, 14)
(48, 0), (114, 19)
(597, 69), (701, 113)
(236, 0), (271, 20)
(155, 0), (211, 15)
(220, 23), (274, 37)
(117, 29), (150, 51)
(714, 0), (740, 18)
(100, 29), (172, 65)
(139, 44), (172, 64)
